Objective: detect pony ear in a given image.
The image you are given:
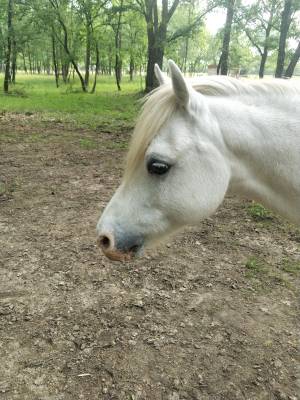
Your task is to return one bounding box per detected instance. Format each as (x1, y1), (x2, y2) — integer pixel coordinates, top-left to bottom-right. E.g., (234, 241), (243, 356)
(154, 64), (167, 86)
(168, 60), (189, 106)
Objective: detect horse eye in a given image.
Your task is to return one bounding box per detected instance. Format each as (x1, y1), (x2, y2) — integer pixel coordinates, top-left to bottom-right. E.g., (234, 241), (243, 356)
(147, 160), (171, 175)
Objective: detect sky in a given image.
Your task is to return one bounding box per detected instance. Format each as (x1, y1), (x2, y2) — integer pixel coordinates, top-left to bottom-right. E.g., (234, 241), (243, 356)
(205, 8), (226, 35)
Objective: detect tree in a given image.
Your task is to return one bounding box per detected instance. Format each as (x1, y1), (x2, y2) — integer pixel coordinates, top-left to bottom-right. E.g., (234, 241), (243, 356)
(137, 0), (216, 91)
(125, 10), (147, 80)
(76, 0), (105, 88)
(274, 0), (300, 77)
(4, 0), (13, 93)
(51, 27), (59, 87)
(106, 0), (126, 90)
(166, 5), (214, 73)
(275, 0), (293, 77)
(217, 0), (236, 75)
(48, 0), (87, 92)
(284, 40), (300, 77)
(141, 0), (180, 91)
(240, 0), (280, 78)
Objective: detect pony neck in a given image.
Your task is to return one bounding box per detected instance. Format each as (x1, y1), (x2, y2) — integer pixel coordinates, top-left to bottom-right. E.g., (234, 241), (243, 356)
(210, 96), (300, 224)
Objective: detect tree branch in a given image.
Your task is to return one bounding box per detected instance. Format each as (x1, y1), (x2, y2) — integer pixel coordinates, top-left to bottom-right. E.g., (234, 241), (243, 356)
(167, 5), (217, 42)
(167, 0), (180, 23)
(245, 29), (263, 56)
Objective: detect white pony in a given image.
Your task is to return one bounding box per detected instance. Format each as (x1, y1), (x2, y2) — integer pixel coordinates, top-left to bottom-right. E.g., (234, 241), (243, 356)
(97, 60), (300, 261)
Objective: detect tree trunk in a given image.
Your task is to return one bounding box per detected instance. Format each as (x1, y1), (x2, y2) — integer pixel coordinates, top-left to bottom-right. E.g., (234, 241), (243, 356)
(28, 47), (32, 74)
(183, 2), (193, 73)
(284, 41), (300, 78)
(258, 8), (274, 79)
(275, 0), (292, 78)
(145, 24), (166, 91)
(85, 23), (91, 87)
(62, 62), (69, 83)
(91, 41), (100, 94)
(22, 52), (27, 73)
(4, 0), (13, 93)
(114, 0), (123, 91)
(183, 36), (189, 73)
(144, 0), (179, 92)
(11, 38), (16, 84)
(129, 56), (134, 81)
(115, 55), (122, 91)
(145, 32), (158, 92)
(258, 50), (268, 79)
(218, 0), (235, 76)
(51, 32), (59, 88)
(108, 57), (112, 75)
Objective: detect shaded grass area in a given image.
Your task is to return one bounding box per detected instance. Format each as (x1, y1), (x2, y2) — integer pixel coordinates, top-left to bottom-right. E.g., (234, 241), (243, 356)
(247, 202), (273, 221)
(243, 255), (300, 292)
(0, 74), (142, 132)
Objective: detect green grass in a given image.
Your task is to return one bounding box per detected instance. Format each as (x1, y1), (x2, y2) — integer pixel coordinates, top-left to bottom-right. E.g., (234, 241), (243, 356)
(78, 137), (128, 151)
(0, 73), (143, 131)
(247, 202), (272, 221)
(244, 257), (267, 278)
(79, 138), (98, 150)
(0, 180), (17, 197)
(281, 259), (300, 275)
(243, 255), (299, 291)
(0, 182), (6, 196)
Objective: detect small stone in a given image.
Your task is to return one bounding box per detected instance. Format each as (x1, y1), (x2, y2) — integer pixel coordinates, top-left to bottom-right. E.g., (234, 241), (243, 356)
(259, 306), (270, 314)
(173, 378), (180, 388)
(133, 300), (144, 308)
(213, 333), (224, 343)
(274, 359), (283, 368)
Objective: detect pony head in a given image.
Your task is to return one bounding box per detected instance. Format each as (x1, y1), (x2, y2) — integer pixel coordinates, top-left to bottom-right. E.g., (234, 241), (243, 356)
(96, 61), (230, 261)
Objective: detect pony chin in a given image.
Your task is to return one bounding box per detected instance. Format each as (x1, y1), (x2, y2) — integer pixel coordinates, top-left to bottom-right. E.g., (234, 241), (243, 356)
(143, 224), (187, 252)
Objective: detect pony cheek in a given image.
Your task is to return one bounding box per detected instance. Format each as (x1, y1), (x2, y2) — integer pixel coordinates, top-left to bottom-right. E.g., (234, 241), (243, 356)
(165, 178), (226, 225)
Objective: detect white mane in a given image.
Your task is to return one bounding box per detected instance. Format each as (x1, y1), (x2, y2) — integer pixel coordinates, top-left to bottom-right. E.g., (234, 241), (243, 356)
(124, 76), (300, 181)
(192, 75), (300, 97)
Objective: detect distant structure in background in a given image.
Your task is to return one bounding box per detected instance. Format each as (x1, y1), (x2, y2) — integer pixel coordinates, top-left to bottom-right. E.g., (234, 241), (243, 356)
(207, 64), (218, 75)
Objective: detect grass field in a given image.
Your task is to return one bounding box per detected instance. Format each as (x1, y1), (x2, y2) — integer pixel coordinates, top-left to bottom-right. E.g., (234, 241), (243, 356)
(0, 73), (142, 132)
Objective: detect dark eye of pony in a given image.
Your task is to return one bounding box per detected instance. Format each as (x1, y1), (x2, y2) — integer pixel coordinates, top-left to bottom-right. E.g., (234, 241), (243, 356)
(147, 159), (171, 175)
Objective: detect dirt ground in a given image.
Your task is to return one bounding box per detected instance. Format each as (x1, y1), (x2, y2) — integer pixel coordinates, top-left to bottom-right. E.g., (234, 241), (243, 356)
(0, 113), (299, 400)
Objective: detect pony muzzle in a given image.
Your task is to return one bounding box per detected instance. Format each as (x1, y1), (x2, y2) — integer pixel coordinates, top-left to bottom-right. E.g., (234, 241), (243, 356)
(97, 230), (143, 262)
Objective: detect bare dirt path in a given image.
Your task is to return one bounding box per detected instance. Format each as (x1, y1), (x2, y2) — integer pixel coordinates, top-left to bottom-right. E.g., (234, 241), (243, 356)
(0, 114), (299, 400)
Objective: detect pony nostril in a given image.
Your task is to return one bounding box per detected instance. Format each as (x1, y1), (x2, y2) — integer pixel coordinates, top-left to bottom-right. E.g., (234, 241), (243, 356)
(99, 235), (111, 249)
